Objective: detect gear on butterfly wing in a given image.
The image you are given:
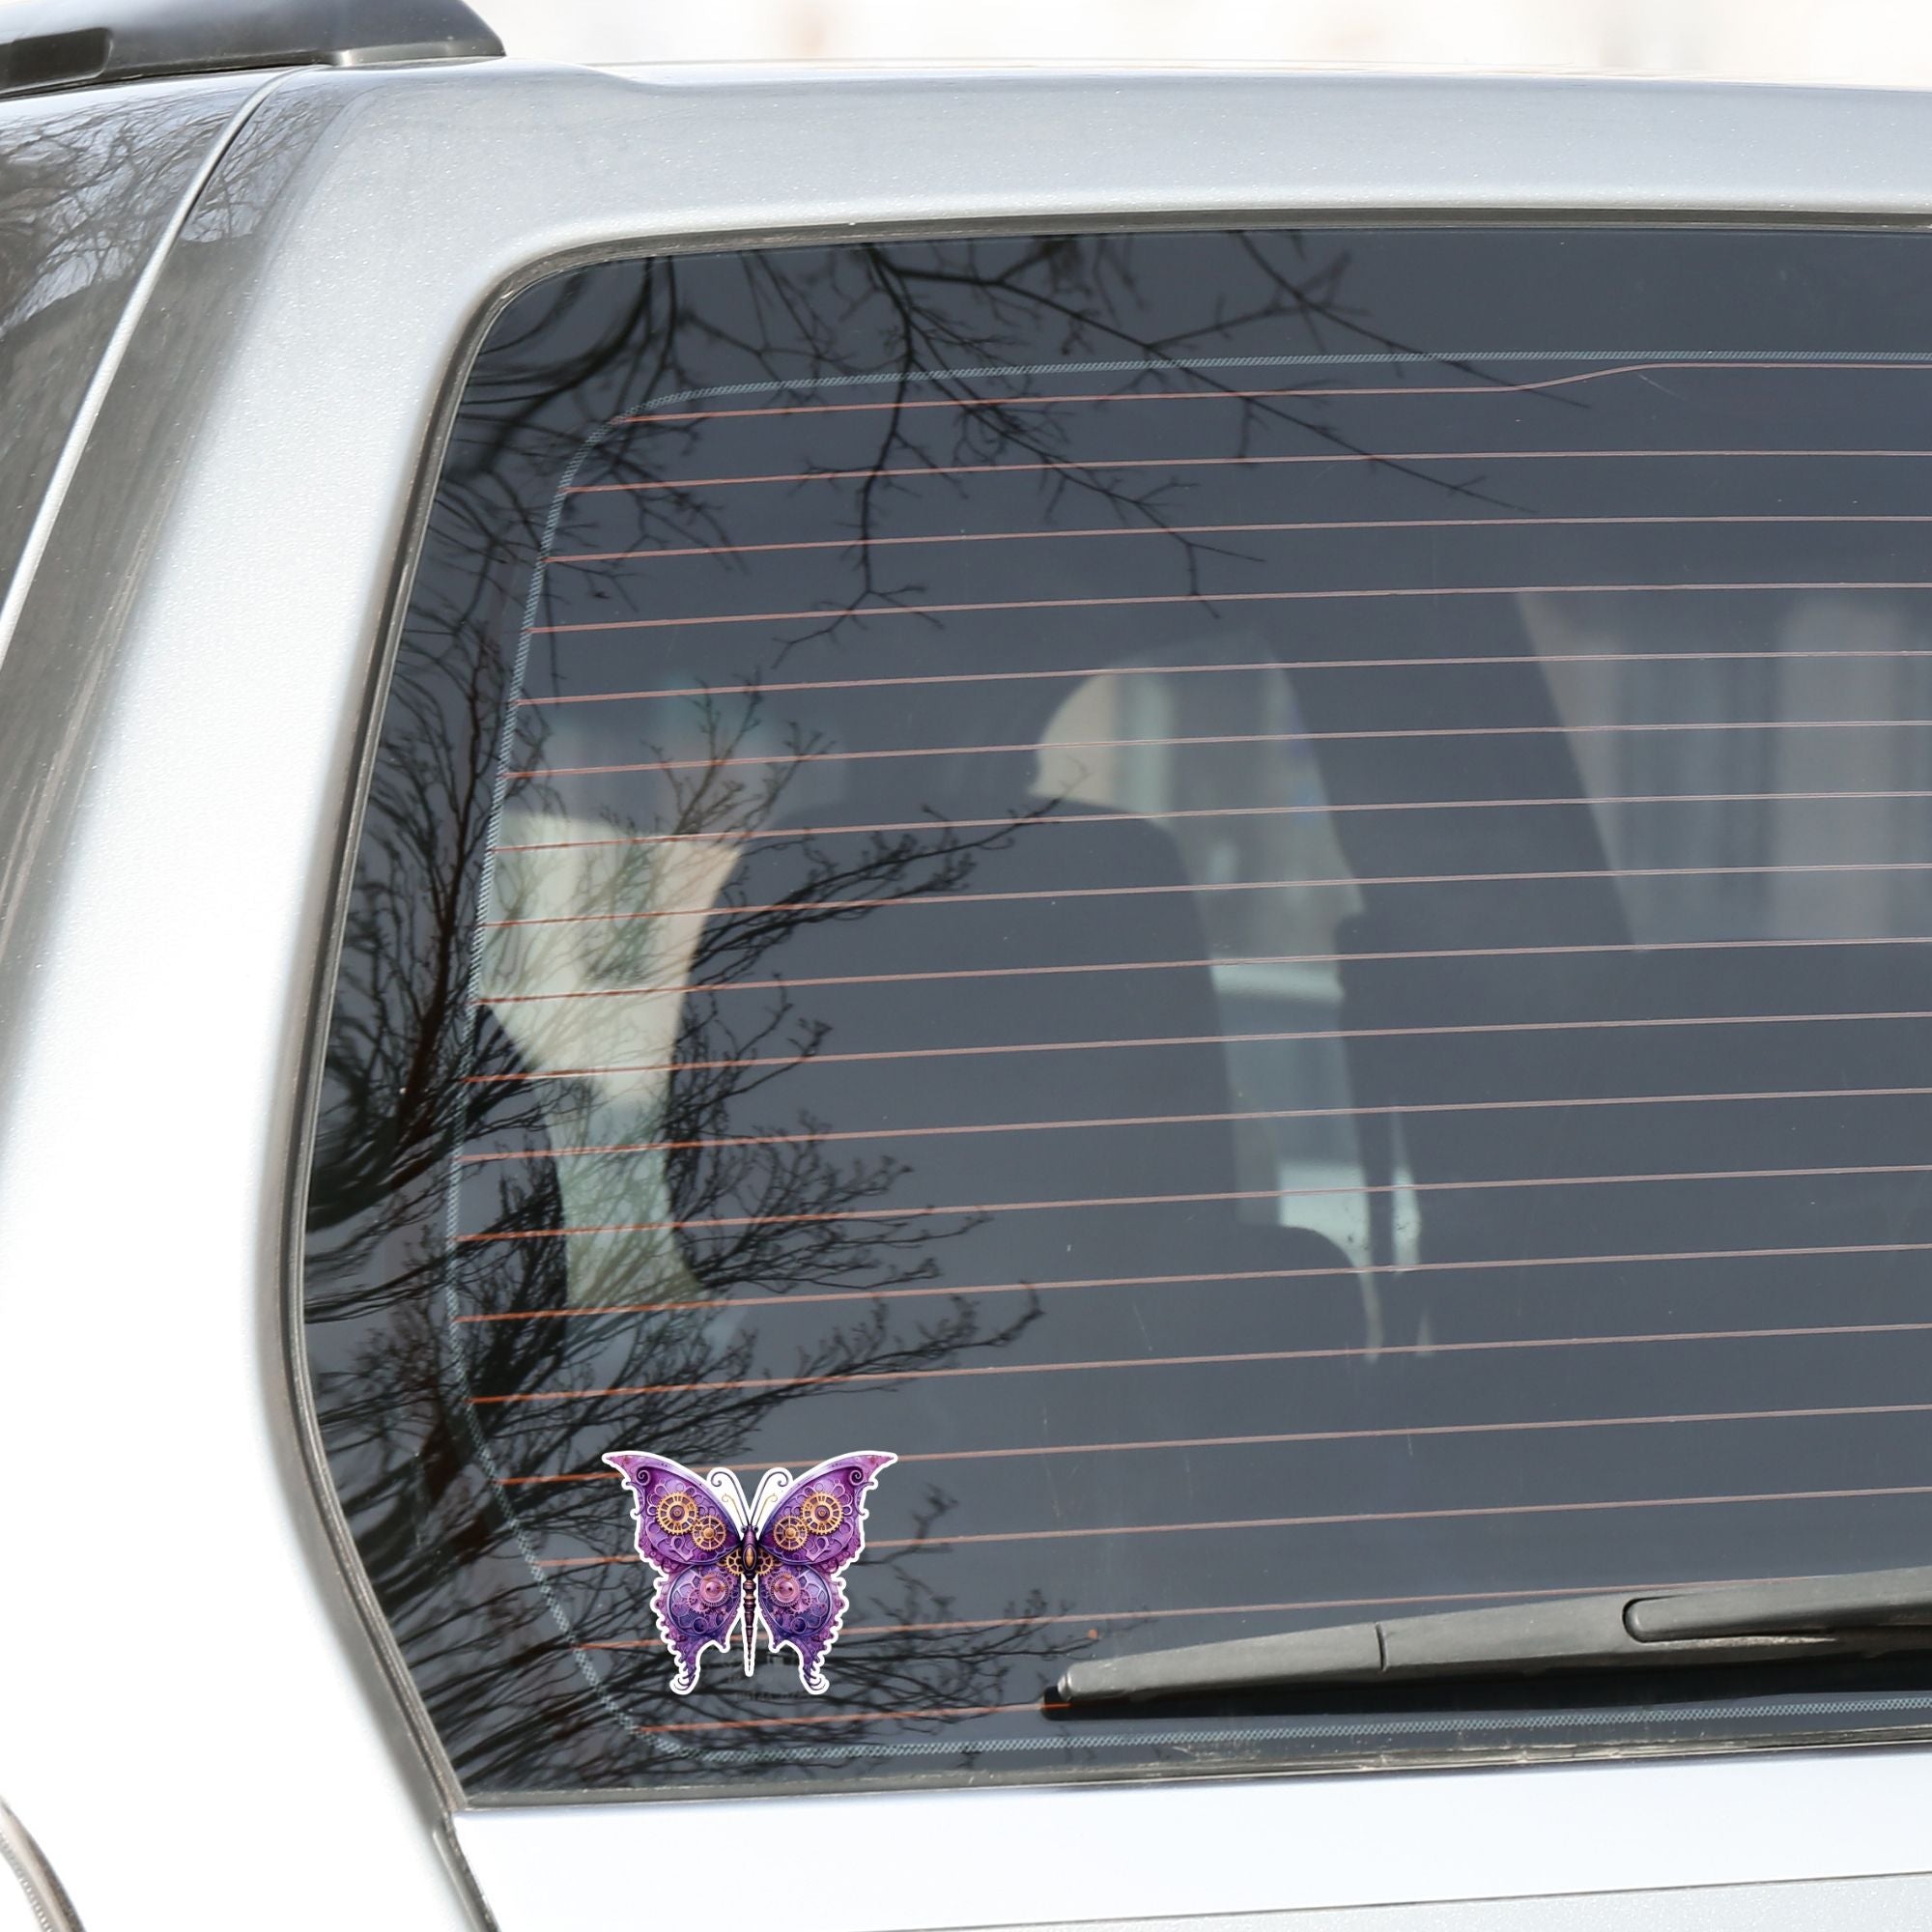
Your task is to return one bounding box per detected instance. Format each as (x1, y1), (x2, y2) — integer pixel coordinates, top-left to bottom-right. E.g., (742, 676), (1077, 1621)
(797, 1490), (844, 1536)
(770, 1514), (809, 1551)
(690, 1514), (728, 1551)
(655, 1490), (701, 1536)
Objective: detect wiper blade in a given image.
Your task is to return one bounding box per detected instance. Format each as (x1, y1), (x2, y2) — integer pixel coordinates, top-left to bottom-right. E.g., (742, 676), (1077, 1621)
(1057, 1565), (1932, 1705)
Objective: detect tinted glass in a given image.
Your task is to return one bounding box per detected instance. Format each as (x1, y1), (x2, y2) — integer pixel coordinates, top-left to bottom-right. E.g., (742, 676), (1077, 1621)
(306, 229), (1932, 1798)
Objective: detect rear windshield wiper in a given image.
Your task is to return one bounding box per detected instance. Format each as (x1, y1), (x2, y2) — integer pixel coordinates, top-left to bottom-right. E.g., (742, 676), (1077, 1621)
(1057, 1565), (1932, 1705)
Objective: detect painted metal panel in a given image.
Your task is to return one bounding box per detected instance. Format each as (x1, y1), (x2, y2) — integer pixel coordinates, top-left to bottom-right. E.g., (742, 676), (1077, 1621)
(13, 56), (1932, 1931)
(0, 73), (262, 643)
(454, 1747), (1932, 1926)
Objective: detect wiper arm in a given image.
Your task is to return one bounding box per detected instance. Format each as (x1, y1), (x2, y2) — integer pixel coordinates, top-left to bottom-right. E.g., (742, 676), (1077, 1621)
(1057, 1565), (1932, 1705)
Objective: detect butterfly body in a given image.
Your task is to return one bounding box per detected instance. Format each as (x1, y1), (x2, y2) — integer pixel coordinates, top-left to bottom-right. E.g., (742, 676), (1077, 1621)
(602, 1450), (895, 1694)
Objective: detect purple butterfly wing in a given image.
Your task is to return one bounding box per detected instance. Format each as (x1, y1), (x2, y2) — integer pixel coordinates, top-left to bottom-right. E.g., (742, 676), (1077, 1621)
(603, 1452), (749, 1693)
(752, 1452), (895, 1693)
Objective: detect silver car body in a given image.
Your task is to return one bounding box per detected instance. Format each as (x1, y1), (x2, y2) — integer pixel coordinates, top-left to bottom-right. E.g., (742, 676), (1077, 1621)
(7, 55), (1932, 1931)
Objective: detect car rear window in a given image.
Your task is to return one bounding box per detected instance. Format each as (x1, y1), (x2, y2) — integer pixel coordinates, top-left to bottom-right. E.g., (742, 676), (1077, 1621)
(305, 227), (1932, 1800)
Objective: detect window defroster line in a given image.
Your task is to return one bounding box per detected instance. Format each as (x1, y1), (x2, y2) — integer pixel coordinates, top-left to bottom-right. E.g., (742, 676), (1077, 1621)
(471, 1317), (1932, 1409)
(453, 1157), (1932, 1245)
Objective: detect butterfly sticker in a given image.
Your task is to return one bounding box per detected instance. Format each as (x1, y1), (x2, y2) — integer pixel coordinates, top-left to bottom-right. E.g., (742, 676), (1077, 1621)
(602, 1450), (895, 1694)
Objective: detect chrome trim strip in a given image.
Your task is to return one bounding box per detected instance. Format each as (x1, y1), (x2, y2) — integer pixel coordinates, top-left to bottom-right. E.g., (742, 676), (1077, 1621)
(0, 1799), (83, 1932)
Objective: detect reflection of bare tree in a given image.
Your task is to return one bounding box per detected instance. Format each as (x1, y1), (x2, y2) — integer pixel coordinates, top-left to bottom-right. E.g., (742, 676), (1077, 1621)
(307, 599), (1061, 1792)
(444, 233), (1546, 691)
(482, 688), (1062, 1301)
(563, 238), (1525, 651)
(305, 231), (1501, 1792)
(1, 96), (208, 334)
(0, 90), (247, 584)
